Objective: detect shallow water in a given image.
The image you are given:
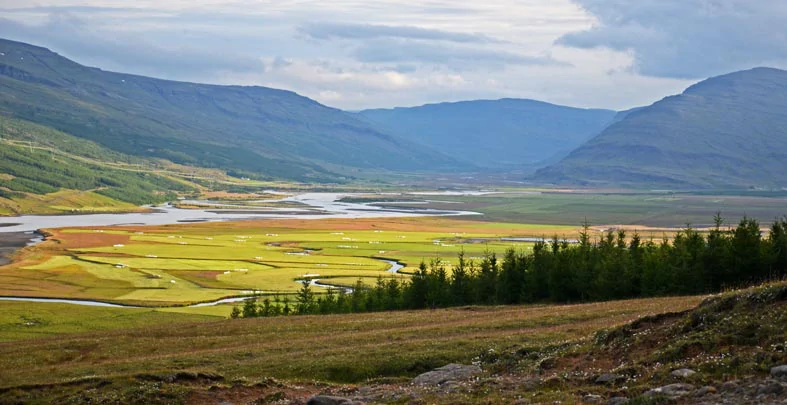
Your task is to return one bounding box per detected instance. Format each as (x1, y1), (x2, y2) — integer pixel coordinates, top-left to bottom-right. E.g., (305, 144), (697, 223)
(0, 295), (253, 308)
(0, 192), (480, 233)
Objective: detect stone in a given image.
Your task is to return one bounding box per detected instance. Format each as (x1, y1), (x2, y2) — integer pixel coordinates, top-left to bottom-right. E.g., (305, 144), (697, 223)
(412, 363), (481, 386)
(606, 398), (628, 405)
(595, 373), (625, 384)
(644, 383), (695, 397)
(583, 394), (603, 403)
(306, 395), (363, 405)
(695, 386), (717, 396)
(720, 381), (741, 392)
(670, 368), (697, 378)
(772, 365), (787, 382)
(757, 381), (785, 395)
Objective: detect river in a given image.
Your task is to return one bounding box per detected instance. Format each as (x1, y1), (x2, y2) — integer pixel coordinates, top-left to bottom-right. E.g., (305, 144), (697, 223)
(0, 192), (457, 308)
(0, 192), (480, 233)
(0, 258), (406, 308)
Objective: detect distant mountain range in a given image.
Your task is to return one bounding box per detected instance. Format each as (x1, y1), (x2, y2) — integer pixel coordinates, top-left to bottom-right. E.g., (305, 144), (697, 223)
(0, 38), (461, 182)
(358, 99), (616, 170)
(534, 67), (787, 189)
(2, 38), (787, 190)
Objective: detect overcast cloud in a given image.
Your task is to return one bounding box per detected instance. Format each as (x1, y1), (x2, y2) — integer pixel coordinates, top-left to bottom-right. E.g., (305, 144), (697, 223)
(559, 0), (787, 79)
(0, 1), (783, 110)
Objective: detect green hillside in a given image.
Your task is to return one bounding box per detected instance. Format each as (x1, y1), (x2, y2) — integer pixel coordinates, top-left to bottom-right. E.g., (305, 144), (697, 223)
(0, 39), (460, 181)
(0, 116), (195, 214)
(358, 99), (616, 170)
(534, 67), (787, 189)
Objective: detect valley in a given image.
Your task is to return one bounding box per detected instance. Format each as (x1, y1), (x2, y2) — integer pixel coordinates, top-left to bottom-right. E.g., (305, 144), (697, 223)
(1, 31), (787, 405)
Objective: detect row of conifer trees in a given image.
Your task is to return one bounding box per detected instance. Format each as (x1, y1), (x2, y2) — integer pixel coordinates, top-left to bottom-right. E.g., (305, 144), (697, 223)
(232, 215), (787, 318)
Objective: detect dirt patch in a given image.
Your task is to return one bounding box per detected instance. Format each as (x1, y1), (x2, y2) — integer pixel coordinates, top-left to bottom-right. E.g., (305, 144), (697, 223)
(0, 232), (38, 267)
(46, 229), (131, 249)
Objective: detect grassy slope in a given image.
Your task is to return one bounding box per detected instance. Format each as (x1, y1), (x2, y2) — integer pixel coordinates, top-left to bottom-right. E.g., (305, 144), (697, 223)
(0, 296), (700, 388)
(534, 67), (787, 189)
(0, 301), (219, 342)
(0, 115), (203, 213)
(0, 38), (461, 180)
(1, 273), (785, 404)
(465, 282), (787, 404)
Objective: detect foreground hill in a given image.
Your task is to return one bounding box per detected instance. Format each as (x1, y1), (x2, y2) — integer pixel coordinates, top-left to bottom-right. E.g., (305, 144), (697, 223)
(534, 67), (787, 188)
(358, 99), (616, 170)
(2, 283), (786, 404)
(0, 39), (460, 181)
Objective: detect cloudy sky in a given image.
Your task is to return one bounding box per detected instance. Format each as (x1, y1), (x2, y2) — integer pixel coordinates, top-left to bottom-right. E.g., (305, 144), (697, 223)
(1, 1), (785, 110)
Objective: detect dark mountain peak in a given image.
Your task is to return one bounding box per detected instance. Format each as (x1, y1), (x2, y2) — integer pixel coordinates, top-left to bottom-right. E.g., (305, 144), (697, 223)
(683, 66), (787, 96)
(533, 67), (787, 189)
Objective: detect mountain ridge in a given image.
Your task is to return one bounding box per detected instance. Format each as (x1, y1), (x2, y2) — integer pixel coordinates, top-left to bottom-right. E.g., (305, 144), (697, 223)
(0, 38), (463, 181)
(533, 67), (787, 189)
(357, 98), (617, 170)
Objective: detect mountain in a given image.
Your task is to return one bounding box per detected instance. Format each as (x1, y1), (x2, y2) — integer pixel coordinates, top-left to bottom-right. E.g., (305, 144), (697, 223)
(357, 99), (616, 170)
(534, 67), (787, 189)
(0, 115), (196, 215)
(0, 39), (460, 181)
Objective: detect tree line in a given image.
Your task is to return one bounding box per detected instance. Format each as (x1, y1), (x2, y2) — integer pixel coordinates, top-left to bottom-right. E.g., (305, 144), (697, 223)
(232, 215), (787, 318)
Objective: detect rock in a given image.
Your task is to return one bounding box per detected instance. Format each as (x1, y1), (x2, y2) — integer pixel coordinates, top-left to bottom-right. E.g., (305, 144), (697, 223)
(583, 394), (603, 403)
(644, 383), (695, 397)
(306, 395), (363, 405)
(772, 365), (787, 382)
(412, 363), (481, 386)
(670, 368), (697, 378)
(606, 398), (628, 405)
(695, 385), (717, 396)
(720, 380), (742, 393)
(595, 373), (625, 384)
(757, 381), (784, 395)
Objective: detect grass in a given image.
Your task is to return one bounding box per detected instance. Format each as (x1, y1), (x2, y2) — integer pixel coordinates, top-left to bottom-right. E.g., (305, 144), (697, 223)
(0, 188), (142, 216)
(374, 192), (787, 227)
(0, 295), (701, 389)
(0, 301), (218, 342)
(1, 217), (577, 306)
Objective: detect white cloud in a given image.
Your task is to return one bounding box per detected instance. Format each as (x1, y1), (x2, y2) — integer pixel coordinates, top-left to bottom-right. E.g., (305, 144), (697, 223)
(0, 0), (774, 110)
(559, 0), (787, 78)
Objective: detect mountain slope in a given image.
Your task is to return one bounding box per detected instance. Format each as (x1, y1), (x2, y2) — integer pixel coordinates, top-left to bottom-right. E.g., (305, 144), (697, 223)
(358, 99), (616, 170)
(0, 115), (199, 215)
(0, 39), (460, 181)
(534, 67), (787, 189)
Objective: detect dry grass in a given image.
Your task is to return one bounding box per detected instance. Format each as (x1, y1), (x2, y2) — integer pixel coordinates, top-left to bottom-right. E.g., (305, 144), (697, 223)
(0, 295), (702, 389)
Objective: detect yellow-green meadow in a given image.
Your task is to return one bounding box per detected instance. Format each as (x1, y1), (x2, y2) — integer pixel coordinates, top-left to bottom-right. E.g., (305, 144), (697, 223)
(0, 217), (579, 312)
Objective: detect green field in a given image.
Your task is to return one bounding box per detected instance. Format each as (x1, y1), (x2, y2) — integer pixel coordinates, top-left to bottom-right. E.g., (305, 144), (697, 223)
(1, 218), (578, 310)
(367, 191), (787, 227)
(0, 301), (219, 342)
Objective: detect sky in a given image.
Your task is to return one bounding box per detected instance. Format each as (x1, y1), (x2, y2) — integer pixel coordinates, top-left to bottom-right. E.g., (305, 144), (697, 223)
(0, 1), (785, 111)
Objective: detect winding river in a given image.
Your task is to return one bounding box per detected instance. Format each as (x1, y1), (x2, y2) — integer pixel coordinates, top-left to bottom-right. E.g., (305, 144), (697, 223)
(0, 192), (443, 308)
(0, 192), (480, 233)
(0, 259), (406, 308)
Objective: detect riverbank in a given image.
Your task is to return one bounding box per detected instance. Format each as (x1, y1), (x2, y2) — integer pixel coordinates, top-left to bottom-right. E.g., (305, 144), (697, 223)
(0, 192), (481, 233)
(0, 232), (37, 267)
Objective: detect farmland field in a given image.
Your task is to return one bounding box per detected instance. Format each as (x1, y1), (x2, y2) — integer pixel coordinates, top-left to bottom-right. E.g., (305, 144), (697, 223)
(0, 217), (581, 310)
(352, 191), (787, 227)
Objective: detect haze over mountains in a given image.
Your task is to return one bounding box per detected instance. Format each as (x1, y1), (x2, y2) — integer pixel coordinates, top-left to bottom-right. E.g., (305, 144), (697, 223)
(534, 67), (787, 189)
(1, 38), (787, 190)
(358, 100), (616, 170)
